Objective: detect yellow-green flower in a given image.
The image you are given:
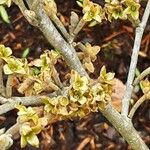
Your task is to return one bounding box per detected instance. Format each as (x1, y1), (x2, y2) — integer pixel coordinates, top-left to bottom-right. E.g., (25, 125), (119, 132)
(77, 0), (92, 13)
(16, 105), (43, 148)
(16, 104), (39, 124)
(84, 43), (100, 61)
(48, 50), (60, 65)
(71, 71), (89, 92)
(91, 83), (111, 109)
(3, 58), (26, 75)
(0, 44), (12, 58)
(82, 0), (93, 13)
(124, 0), (140, 20)
(78, 43), (100, 73)
(76, 108), (86, 118)
(33, 80), (44, 94)
(59, 96), (69, 107)
(0, 0), (11, 7)
(105, 4), (127, 20)
(29, 52), (50, 70)
(105, 0), (120, 5)
(43, 97), (59, 114)
(69, 89), (87, 105)
(20, 122), (42, 148)
(57, 106), (69, 116)
(83, 4), (104, 23)
(91, 83), (105, 102)
(0, 128), (13, 149)
(29, 50), (59, 73)
(99, 66), (115, 85)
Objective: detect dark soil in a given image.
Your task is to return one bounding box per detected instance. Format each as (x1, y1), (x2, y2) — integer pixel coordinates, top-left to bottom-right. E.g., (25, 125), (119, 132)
(0, 0), (150, 150)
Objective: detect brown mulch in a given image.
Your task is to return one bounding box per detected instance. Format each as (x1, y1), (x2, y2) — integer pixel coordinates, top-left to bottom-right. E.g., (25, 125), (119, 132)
(0, 0), (150, 150)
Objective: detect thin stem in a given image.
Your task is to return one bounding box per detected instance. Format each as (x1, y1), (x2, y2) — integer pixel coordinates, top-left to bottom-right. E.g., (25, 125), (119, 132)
(52, 67), (63, 88)
(0, 96), (12, 104)
(0, 60), (5, 96)
(76, 42), (87, 52)
(73, 18), (86, 36)
(0, 97), (42, 115)
(70, 18), (86, 43)
(128, 95), (148, 119)
(12, 0), (27, 15)
(0, 92), (58, 115)
(51, 15), (71, 43)
(121, 0), (150, 116)
(6, 123), (20, 137)
(6, 74), (14, 98)
(133, 67), (150, 86)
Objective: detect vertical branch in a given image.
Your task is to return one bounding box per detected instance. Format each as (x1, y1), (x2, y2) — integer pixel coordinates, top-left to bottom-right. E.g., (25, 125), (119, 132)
(35, 6), (88, 77)
(121, 0), (150, 116)
(0, 60), (5, 96)
(13, 0), (88, 77)
(6, 74), (14, 98)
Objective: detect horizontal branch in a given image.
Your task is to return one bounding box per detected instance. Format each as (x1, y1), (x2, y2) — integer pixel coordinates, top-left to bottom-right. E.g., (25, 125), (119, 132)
(1, 95), (149, 150)
(0, 96), (43, 115)
(0, 92), (58, 115)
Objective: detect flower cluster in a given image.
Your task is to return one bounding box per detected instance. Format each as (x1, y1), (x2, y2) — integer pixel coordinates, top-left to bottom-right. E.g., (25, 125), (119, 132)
(77, 0), (105, 26)
(0, 128), (13, 149)
(105, 0), (140, 21)
(0, 45), (26, 75)
(43, 66), (115, 119)
(78, 42), (100, 73)
(77, 0), (140, 24)
(0, 45), (60, 96)
(24, 50), (60, 95)
(16, 104), (47, 148)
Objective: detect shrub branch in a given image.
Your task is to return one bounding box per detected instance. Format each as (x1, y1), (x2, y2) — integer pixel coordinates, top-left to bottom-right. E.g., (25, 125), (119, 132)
(128, 95), (148, 119)
(0, 60), (5, 96)
(134, 67), (150, 86)
(12, 0), (88, 77)
(121, 0), (150, 116)
(0, 0), (149, 150)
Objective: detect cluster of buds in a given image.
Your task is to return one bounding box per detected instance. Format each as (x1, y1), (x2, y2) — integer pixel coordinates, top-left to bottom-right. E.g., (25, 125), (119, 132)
(77, 0), (140, 25)
(105, 0), (140, 21)
(43, 66), (115, 119)
(0, 45), (26, 76)
(77, 0), (105, 26)
(0, 45), (61, 96)
(17, 66), (114, 148)
(21, 50), (61, 95)
(77, 42), (101, 73)
(16, 104), (47, 148)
